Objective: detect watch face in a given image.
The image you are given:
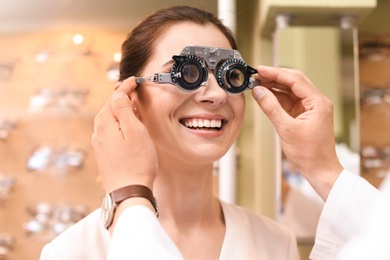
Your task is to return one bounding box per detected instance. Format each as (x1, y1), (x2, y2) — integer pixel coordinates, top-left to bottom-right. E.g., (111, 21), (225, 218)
(101, 194), (115, 229)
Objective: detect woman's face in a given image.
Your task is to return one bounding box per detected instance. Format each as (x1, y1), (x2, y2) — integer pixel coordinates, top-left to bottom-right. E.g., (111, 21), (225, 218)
(132, 22), (245, 165)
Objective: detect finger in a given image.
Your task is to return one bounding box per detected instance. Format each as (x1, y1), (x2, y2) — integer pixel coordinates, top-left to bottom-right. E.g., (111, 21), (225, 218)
(252, 86), (293, 128)
(95, 76), (138, 132)
(110, 91), (139, 140)
(94, 91), (120, 132)
(256, 65), (318, 99)
(278, 67), (316, 86)
(114, 81), (121, 90)
(270, 87), (298, 101)
(271, 90), (305, 118)
(93, 97), (115, 136)
(257, 66), (314, 86)
(115, 76), (138, 97)
(271, 91), (294, 113)
(259, 81), (291, 93)
(253, 77), (303, 117)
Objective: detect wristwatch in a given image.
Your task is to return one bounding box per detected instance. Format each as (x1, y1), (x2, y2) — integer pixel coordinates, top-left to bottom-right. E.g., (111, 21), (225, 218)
(101, 184), (158, 229)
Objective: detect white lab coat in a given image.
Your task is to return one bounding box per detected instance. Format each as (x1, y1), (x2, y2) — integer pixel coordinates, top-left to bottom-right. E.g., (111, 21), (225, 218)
(40, 200), (299, 259)
(310, 170), (385, 259)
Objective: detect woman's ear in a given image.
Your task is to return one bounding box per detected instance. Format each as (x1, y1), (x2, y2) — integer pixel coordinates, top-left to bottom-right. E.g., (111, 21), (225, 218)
(129, 91), (141, 120)
(132, 105), (141, 120)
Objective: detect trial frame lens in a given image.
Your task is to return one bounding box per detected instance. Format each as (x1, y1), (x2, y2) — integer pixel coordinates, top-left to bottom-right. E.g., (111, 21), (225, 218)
(171, 55), (208, 91)
(135, 45), (260, 94)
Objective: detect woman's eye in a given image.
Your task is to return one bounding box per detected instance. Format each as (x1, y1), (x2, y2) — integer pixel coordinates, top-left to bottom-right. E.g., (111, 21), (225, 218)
(230, 71), (240, 79)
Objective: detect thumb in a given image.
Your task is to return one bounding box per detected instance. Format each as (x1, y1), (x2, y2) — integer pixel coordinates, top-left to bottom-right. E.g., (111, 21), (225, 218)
(252, 86), (291, 128)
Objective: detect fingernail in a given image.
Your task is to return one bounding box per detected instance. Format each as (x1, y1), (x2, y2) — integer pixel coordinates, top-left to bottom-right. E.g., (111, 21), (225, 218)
(253, 87), (265, 101)
(111, 92), (126, 102)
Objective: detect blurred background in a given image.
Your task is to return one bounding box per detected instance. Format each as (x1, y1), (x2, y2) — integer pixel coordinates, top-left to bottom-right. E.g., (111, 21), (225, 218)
(0, 0), (389, 259)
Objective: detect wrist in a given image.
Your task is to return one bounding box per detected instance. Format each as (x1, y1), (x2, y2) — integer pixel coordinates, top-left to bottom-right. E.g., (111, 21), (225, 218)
(107, 179), (154, 194)
(302, 163), (343, 201)
(101, 184), (158, 231)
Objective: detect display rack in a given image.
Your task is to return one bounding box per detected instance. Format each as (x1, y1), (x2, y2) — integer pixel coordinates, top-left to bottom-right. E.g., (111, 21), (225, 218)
(0, 30), (125, 259)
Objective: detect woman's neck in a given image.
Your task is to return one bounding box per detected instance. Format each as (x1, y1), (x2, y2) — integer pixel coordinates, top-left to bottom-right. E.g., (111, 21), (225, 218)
(153, 160), (226, 260)
(154, 162), (221, 225)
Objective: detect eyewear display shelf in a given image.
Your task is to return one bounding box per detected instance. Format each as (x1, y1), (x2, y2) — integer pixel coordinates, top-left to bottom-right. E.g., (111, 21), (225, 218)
(0, 31), (124, 259)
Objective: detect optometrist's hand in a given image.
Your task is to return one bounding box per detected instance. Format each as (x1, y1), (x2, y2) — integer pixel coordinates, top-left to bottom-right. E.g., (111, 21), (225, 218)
(252, 65), (343, 201)
(91, 76), (158, 194)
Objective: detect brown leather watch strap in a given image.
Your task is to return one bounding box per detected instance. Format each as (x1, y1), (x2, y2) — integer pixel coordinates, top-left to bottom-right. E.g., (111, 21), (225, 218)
(110, 185), (158, 216)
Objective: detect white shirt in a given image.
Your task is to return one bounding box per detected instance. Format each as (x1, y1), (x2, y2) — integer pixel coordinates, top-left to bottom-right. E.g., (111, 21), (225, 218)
(40, 201), (299, 259)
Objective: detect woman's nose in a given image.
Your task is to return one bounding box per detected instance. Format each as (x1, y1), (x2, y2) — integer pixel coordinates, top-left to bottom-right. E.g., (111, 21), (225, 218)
(194, 73), (227, 106)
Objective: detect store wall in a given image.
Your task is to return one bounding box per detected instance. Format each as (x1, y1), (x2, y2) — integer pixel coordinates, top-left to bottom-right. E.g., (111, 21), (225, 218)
(235, 0), (259, 210)
(0, 30), (126, 259)
(236, 0), (281, 220)
(357, 0), (390, 189)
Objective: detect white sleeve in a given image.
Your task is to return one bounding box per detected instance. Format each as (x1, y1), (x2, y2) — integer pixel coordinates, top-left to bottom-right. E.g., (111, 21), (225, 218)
(107, 206), (184, 260)
(335, 192), (390, 259)
(39, 244), (62, 260)
(310, 170), (382, 260)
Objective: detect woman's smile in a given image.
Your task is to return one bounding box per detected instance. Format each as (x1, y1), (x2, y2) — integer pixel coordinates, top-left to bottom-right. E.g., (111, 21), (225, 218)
(179, 118), (225, 131)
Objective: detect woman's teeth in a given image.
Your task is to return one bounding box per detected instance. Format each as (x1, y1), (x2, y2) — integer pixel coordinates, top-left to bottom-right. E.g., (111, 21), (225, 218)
(183, 119), (222, 129)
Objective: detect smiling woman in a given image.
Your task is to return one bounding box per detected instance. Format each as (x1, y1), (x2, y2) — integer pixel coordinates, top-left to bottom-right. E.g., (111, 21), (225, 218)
(39, 5), (300, 260)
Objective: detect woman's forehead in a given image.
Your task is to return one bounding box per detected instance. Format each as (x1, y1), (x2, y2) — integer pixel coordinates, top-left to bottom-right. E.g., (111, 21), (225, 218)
(152, 23), (232, 63)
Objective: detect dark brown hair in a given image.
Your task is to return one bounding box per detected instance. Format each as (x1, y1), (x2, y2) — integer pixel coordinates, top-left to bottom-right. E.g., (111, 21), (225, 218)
(119, 5), (237, 81)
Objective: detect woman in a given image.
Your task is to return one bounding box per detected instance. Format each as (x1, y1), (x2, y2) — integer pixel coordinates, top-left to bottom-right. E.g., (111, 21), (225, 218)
(40, 5), (299, 259)
(82, 6), (389, 260)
